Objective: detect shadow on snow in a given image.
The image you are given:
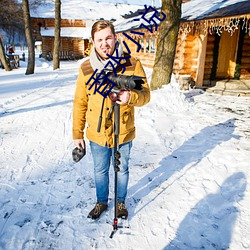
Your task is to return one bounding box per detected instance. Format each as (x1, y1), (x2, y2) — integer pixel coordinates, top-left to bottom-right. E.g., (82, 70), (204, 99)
(164, 172), (247, 249)
(0, 100), (73, 117)
(128, 118), (239, 213)
(127, 118), (243, 248)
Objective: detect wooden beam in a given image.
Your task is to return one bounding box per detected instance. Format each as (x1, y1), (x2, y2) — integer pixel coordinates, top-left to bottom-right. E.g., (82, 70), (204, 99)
(195, 32), (207, 87)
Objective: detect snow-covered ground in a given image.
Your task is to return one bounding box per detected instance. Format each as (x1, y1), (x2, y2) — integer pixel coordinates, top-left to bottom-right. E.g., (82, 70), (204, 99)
(0, 49), (249, 250)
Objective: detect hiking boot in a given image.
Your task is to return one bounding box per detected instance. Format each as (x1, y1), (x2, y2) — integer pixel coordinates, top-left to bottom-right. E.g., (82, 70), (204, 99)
(117, 202), (128, 219)
(87, 202), (108, 220)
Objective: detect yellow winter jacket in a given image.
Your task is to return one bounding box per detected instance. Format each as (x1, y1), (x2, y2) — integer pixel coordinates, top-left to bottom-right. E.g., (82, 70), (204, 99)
(72, 55), (150, 148)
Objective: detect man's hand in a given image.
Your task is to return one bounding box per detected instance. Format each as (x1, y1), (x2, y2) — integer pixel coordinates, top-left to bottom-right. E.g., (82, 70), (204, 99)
(74, 139), (85, 149)
(116, 90), (130, 105)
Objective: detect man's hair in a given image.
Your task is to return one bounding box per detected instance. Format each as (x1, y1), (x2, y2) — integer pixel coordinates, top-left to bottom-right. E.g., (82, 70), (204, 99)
(91, 20), (116, 40)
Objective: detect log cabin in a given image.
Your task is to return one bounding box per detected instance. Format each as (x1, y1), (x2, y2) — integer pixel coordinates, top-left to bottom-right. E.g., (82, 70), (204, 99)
(115, 0), (250, 94)
(31, 18), (91, 60)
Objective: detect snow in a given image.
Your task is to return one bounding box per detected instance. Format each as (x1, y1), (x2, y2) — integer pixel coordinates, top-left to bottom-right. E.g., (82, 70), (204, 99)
(96, 0), (161, 7)
(40, 27), (92, 39)
(182, 0), (249, 21)
(0, 48), (250, 250)
(30, 0), (148, 20)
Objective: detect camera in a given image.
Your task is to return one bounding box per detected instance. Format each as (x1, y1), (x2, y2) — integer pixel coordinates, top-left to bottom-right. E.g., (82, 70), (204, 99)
(98, 69), (145, 91)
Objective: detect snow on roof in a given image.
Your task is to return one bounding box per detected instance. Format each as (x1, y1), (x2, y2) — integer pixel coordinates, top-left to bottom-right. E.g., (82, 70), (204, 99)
(182, 0), (250, 21)
(95, 0), (161, 7)
(114, 0), (250, 33)
(30, 0), (146, 20)
(114, 10), (157, 33)
(40, 27), (91, 39)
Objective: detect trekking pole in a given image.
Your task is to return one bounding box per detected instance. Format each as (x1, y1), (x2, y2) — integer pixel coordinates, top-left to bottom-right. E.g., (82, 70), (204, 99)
(110, 101), (121, 238)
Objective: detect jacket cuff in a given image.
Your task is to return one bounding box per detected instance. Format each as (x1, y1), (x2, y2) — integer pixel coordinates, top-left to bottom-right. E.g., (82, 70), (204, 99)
(72, 131), (84, 140)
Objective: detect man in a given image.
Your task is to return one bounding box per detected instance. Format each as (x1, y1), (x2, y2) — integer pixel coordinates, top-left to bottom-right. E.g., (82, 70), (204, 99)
(72, 20), (150, 220)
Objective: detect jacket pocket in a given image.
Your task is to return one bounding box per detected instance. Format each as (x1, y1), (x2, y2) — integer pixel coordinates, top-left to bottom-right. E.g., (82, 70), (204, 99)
(120, 106), (135, 134)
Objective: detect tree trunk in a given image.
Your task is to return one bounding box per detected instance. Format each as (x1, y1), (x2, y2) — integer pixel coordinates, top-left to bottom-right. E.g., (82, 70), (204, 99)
(22, 0), (35, 75)
(151, 0), (182, 90)
(0, 37), (11, 71)
(53, 0), (61, 70)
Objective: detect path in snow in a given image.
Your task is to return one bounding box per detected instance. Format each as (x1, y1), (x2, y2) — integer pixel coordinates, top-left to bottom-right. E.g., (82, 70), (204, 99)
(0, 60), (250, 249)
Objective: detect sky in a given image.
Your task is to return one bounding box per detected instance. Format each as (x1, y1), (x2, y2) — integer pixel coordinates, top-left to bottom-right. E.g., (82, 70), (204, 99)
(0, 48), (249, 249)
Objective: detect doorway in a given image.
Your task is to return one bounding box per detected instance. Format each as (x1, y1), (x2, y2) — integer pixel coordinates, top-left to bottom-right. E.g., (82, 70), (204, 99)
(216, 30), (239, 79)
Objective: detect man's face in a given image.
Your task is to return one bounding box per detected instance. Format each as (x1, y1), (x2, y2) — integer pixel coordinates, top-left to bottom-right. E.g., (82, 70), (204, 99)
(93, 27), (117, 60)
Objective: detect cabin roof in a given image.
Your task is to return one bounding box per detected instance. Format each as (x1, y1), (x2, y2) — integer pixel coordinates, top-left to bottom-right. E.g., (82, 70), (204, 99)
(114, 0), (250, 32)
(182, 0), (250, 21)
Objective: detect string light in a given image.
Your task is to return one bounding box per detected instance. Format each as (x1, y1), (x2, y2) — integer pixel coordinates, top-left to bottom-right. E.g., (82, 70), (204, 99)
(179, 16), (250, 36)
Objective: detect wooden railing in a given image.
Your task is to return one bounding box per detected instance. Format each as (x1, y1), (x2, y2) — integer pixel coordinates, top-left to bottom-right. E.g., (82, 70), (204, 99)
(46, 51), (83, 61)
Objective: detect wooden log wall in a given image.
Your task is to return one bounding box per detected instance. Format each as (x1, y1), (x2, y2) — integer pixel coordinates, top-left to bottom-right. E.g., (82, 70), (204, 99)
(61, 38), (74, 52)
(240, 35), (250, 79)
(41, 37), (53, 58)
(41, 37), (87, 59)
(173, 33), (199, 81)
(32, 18), (86, 29)
(173, 34), (185, 74)
(72, 38), (88, 56)
(184, 35), (198, 79)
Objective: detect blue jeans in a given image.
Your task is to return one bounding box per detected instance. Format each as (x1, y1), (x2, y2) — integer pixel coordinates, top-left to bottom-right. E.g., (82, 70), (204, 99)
(90, 141), (132, 205)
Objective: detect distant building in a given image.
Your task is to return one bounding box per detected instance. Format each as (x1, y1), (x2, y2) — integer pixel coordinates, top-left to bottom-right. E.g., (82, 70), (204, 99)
(30, 1), (143, 60)
(31, 17), (92, 60)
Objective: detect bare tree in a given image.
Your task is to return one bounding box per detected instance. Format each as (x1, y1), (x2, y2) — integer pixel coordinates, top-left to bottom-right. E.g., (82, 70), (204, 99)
(22, 0), (35, 75)
(151, 0), (182, 90)
(0, 0), (24, 37)
(0, 0), (23, 71)
(53, 0), (61, 70)
(0, 37), (11, 71)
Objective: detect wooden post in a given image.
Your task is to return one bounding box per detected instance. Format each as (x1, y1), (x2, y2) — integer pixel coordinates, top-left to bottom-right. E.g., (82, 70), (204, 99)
(195, 32), (207, 88)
